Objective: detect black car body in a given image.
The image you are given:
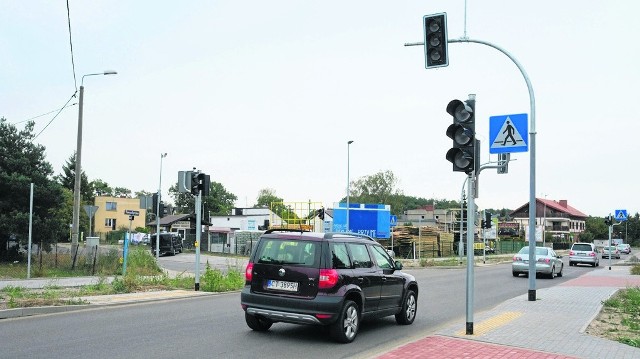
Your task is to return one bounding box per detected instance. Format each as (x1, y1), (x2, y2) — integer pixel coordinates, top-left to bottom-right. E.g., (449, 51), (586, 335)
(240, 230), (418, 343)
(150, 233), (183, 256)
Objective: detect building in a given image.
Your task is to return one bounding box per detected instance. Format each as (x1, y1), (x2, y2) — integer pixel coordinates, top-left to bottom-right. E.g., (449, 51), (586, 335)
(510, 199), (587, 243)
(93, 196), (147, 238)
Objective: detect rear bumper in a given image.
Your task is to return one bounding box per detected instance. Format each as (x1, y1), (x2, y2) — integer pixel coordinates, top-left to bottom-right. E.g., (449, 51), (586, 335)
(512, 263), (552, 274)
(241, 286), (344, 325)
(569, 255), (597, 264)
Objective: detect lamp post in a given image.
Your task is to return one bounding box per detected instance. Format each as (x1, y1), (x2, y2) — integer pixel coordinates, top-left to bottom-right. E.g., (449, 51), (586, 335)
(156, 153), (167, 260)
(346, 140), (354, 233)
(71, 71), (117, 255)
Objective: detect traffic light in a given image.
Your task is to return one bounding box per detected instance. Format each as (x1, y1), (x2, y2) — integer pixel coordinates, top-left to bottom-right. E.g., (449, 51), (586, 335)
(604, 215), (613, 226)
(152, 193), (158, 214)
(423, 13), (448, 69)
(446, 97), (478, 174)
(190, 172), (199, 195)
(159, 202), (166, 217)
(316, 208), (325, 220)
(484, 212), (492, 229)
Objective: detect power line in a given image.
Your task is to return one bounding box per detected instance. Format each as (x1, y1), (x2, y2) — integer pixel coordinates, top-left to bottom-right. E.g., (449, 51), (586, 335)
(66, 0), (77, 91)
(11, 102), (78, 125)
(32, 92), (78, 141)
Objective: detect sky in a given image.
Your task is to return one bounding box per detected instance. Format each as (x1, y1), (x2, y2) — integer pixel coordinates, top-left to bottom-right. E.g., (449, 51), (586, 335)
(2, 1), (639, 218)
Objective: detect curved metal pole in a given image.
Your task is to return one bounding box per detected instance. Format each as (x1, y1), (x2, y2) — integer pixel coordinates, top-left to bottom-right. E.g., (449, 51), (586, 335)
(449, 38), (537, 301)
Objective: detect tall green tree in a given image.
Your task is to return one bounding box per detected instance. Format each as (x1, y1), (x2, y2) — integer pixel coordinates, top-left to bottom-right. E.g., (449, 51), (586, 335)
(168, 180), (237, 216)
(91, 179), (113, 197)
(55, 152), (92, 203)
(113, 186), (132, 198)
(0, 118), (67, 255)
(255, 188), (290, 217)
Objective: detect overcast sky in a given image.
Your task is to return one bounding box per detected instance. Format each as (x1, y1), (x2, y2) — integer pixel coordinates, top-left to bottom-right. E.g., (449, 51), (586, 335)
(2, 1), (638, 217)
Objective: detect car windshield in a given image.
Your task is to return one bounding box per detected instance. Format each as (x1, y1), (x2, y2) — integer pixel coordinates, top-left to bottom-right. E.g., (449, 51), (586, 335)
(604, 246), (616, 251)
(518, 247), (548, 255)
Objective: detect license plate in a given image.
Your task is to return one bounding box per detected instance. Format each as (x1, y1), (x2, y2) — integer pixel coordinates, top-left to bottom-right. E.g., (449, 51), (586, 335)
(267, 280), (298, 292)
(578, 253), (586, 256)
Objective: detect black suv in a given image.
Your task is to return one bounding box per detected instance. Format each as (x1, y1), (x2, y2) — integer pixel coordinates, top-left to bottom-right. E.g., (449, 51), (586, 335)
(150, 233), (183, 256)
(240, 230), (418, 343)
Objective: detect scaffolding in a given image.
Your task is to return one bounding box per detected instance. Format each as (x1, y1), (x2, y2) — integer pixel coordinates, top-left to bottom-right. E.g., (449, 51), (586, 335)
(268, 201), (324, 232)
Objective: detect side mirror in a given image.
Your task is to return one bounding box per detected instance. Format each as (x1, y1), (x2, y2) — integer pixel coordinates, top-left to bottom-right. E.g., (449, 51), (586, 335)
(394, 261), (403, 270)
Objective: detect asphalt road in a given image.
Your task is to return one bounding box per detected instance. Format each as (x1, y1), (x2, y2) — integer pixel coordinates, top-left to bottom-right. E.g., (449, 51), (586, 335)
(0, 255), (605, 359)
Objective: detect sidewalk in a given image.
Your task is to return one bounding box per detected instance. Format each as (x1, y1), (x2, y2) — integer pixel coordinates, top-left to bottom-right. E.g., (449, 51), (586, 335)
(376, 262), (640, 359)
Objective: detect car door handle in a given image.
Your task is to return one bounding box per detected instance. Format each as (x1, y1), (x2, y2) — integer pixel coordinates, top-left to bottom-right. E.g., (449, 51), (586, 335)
(357, 277), (364, 283)
(382, 277), (387, 282)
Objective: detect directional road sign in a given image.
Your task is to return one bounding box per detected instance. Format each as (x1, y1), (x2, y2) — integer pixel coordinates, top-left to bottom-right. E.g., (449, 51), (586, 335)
(124, 209), (140, 216)
(615, 209), (628, 221)
(489, 113), (528, 154)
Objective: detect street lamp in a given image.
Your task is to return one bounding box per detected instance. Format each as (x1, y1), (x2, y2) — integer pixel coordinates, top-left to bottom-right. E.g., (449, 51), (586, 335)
(156, 153), (167, 260)
(71, 70), (117, 252)
(346, 140), (354, 233)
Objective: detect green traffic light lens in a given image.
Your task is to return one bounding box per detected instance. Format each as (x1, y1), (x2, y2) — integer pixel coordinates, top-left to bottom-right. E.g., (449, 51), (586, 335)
(429, 49), (442, 61)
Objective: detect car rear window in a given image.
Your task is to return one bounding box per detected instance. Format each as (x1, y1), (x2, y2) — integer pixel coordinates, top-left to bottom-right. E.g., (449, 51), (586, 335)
(255, 238), (318, 266)
(572, 244), (593, 251)
(518, 247), (549, 255)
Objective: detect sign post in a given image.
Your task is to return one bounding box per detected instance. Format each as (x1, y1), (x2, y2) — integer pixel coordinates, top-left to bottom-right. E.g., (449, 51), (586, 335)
(123, 210), (139, 275)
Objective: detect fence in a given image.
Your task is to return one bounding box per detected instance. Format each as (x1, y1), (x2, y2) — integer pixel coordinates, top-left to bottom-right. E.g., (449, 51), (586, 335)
(0, 242), (122, 279)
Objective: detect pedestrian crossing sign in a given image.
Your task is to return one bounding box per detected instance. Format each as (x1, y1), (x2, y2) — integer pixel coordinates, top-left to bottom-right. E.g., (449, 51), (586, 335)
(489, 113), (528, 154)
(615, 209), (628, 221)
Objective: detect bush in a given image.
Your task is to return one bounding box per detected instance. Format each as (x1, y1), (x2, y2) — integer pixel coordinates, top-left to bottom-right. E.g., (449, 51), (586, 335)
(631, 264), (640, 276)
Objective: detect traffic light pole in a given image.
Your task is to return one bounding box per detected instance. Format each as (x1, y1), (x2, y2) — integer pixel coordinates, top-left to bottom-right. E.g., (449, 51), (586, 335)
(406, 36), (537, 300)
(465, 173), (475, 335)
(195, 189), (202, 291)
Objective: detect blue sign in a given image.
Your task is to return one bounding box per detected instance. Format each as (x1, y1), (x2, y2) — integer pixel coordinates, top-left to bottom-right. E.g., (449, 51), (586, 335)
(390, 215), (398, 227)
(615, 209), (628, 221)
(332, 203), (391, 239)
(489, 113), (528, 154)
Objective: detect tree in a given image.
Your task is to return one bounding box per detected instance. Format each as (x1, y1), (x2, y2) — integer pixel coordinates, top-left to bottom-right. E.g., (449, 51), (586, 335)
(56, 152), (92, 203)
(349, 170), (401, 205)
(113, 187), (132, 198)
(168, 180), (237, 216)
(255, 188), (289, 217)
(0, 118), (67, 256)
(91, 179), (113, 197)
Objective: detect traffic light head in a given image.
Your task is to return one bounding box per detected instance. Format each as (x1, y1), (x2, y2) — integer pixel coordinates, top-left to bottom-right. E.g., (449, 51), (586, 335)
(485, 212), (492, 229)
(604, 215), (613, 226)
(423, 13), (448, 69)
(446, 98), (477, 174)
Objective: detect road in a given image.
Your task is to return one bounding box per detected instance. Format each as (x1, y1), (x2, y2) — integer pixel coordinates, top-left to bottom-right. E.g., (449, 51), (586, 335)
(0, 256), (606, 359)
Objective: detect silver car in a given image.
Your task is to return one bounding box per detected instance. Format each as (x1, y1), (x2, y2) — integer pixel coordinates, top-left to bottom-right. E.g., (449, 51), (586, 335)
(569, 242), (599, 267)
(602, 246), (621, 259)
(512, 246), (564, 279)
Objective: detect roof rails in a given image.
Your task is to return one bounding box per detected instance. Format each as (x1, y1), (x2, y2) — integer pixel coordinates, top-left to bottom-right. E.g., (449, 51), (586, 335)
(264, 228), (309, 234)
(323, 232), (376, 242)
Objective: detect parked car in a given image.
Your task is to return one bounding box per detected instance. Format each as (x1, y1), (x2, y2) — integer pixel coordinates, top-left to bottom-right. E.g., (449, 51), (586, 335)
(512, 246), (563, 279)
(617, 243), (631, 254)
(150, 233), (183, 256)
(569, 242), (599, 267)
(240, 229), (419, 343)
(601, 246), (621, 259)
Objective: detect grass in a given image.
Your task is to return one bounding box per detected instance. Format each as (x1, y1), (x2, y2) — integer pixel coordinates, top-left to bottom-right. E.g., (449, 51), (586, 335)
(0, 247), (245, 309)
(600, 266), (640, 347)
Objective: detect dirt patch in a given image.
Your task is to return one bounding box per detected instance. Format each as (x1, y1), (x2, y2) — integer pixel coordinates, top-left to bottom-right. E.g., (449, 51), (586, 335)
(585, 293), (640, 345)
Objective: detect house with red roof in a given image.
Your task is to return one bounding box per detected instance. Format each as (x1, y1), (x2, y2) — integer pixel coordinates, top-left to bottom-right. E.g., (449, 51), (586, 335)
(510, 199), (588, 243)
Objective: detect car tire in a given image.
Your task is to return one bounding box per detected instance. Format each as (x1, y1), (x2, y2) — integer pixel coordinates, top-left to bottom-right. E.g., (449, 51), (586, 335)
(557, 264), (563, 277)
(330, 300), (359, 343)
(512, 271), (519, 277)
(395, 289), (417, 325)
(548, 266), (555, 279)
(245, 313), (273, 331)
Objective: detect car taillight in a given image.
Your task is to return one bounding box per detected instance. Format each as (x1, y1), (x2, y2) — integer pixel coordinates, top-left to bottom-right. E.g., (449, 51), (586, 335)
(512, 256), (523, 261)
(537, 258), (550, 263)
(319, 269), (338, 289)
(589, 252), (596, 257)
(569, 250), (575, 255)
(245, 262), (254, 282)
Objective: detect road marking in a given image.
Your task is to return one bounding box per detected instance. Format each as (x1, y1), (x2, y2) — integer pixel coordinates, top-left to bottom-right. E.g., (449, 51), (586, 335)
(455, 311), (523, 336)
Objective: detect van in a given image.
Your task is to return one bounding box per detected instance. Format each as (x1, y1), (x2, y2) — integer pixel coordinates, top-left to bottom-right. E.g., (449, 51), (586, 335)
(150, 233), (183, 256)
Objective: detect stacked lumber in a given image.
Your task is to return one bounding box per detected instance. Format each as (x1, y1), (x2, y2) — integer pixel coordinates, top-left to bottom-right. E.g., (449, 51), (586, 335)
(389, 226), (455, 259)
